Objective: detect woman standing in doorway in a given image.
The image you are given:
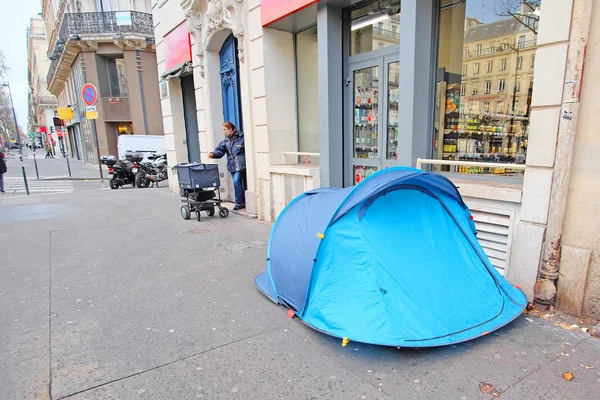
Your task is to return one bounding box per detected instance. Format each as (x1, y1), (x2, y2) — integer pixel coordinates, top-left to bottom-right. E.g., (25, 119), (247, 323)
(208, 122), (246, 210)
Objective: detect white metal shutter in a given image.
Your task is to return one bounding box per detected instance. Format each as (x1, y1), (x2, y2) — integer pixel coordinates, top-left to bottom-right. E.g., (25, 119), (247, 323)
(469, 206), (516, 276)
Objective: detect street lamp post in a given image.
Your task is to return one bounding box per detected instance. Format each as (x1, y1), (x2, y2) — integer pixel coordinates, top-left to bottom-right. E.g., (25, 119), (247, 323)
(2, 82), (30, 195)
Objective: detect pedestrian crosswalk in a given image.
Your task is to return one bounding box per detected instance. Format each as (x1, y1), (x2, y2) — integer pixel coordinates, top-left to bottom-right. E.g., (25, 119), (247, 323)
(1, 177), (75, 196)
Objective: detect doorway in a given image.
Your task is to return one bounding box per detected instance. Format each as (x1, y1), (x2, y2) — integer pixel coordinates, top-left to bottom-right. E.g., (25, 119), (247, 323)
(344, 0), (402, 186)
(219, 34), (243, 130)
(181, 74), (201, 163)
(346, 53), (400, 186)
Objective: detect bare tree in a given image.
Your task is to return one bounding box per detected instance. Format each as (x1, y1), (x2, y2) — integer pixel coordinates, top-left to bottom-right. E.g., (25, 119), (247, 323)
(0, 50), (22, 141)
(495, 0), (541, 34)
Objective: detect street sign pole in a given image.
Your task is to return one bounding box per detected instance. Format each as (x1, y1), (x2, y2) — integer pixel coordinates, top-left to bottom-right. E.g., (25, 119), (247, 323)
(81, 83), (103, 184)
(91, 119), (104, 183)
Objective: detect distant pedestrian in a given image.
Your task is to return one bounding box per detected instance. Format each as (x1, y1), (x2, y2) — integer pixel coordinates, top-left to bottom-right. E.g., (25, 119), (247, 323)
(45, 140), (54, 159)
(208, 122), (246, 210)
(0, 149), (7, 193)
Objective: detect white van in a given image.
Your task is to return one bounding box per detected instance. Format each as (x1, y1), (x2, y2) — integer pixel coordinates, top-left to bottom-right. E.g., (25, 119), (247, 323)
(118, 135), (166, 162)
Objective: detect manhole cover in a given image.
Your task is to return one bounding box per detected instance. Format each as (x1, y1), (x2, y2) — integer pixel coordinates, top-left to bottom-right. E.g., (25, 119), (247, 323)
(188, 229), (210, 234)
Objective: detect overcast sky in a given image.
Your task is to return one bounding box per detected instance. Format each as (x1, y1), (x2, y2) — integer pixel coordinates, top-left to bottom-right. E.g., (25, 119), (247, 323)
(0, 0), (42, 131)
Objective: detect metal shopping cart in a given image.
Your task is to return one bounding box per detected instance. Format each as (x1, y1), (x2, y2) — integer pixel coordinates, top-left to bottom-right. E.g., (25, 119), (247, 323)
(175, 163), (229, 221)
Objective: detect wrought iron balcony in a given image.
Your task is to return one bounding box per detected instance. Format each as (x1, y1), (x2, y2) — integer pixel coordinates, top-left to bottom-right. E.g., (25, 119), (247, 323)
(36, 95), (57, 106)
(372, 27), (400, 42)
(46, 11), (154, 85)
(57, 11), (154, 40)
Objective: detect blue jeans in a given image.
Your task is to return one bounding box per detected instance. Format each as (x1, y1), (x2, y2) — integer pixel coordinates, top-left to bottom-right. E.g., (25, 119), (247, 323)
(232, 171), (246, 206)
(0, 174), (4, 192)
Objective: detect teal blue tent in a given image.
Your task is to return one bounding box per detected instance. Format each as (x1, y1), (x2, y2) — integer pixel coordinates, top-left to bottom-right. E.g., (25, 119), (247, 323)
(255, 167), (527, 347)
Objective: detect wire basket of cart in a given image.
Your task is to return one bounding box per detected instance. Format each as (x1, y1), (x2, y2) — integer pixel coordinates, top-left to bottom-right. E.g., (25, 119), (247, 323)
(175, 163), (229, 221)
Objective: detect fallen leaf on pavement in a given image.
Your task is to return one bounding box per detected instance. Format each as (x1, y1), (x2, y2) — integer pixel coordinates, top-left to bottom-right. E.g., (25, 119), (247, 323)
(563, 372), (574, 381)
(479, 382), (500, 396)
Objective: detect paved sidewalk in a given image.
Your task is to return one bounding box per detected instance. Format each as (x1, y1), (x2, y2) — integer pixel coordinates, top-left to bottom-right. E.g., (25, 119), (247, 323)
(0, 189), (599, 400)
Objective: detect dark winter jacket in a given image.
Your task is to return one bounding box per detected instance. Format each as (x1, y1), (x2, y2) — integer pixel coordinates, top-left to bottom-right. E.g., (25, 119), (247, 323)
(212, 130), (246, 173)
(0, 154), (7, 174)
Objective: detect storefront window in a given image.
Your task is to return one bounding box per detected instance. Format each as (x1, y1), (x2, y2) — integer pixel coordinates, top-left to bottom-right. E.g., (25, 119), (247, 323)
(350, 0), (401, 56)
(296, 26), (319, 154)
(433, 0), (540, 176)
(353, 66), (379, 158)
(387, 61), (399, 160)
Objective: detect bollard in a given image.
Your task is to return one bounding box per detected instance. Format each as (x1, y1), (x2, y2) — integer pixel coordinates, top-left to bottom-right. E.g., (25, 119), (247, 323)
(20, 155), (30, 196)
(33, 152), (39, 179)
(66, 154), (72, 177)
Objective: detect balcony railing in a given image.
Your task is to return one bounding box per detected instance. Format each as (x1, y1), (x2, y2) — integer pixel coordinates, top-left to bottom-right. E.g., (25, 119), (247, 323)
(372, 27), (400, 42)
(464, 39), (537, 59)
(37, 95), (57, 106)
(47, 11), (154, 84)
(57, 11), (154, 40)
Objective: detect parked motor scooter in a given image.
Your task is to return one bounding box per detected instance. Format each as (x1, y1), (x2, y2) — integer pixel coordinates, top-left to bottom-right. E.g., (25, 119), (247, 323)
(101, 152), (143, 189)
(135, 153), (168, 188)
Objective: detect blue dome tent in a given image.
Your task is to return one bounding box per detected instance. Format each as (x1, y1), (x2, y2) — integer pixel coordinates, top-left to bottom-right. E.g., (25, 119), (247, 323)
(255, 167), (527, 347)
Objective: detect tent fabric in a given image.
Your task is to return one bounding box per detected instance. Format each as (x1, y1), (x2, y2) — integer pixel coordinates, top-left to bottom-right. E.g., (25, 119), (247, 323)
(255, 167), (527, 347)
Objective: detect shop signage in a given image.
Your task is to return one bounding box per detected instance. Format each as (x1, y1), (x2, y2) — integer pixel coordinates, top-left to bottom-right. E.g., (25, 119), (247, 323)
(58, 107), (74, 120)
(81, 83), (98, 106)
(116, 11), (132, 26)
(164, 23), (192, 70)
(261, 0), (319, 27)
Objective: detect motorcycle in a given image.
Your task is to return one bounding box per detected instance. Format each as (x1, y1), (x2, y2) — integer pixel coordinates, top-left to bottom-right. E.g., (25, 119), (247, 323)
(101, 152), (144, 189)
(135, 153), (168, 188)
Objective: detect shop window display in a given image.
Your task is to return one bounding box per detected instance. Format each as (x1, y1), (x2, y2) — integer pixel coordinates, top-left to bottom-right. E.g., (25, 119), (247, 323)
(433, 0), (540, 176)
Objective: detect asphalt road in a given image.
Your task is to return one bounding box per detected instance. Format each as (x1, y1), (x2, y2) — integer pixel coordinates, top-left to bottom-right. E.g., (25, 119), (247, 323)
(1, 188), (599, 399)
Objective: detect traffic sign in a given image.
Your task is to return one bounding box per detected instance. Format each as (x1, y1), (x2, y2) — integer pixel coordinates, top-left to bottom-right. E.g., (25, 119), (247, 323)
(57, 130), (64, 138)
(86, 111), (99, 120)
(81, 83), (98, 106)
(86, 105), (97, 112)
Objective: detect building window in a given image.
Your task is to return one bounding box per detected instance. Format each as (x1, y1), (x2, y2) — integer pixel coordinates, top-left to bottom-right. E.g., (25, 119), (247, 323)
(476, 44), (482, 56)
(498, 79), (505, 93)
(531, 54), (535, 68)
(296, 26), (319, 154)
(392, 25), (398, 36)
(515, 81), (521, 93)
(462, 65), (467, 76)
(483, 102), (490, 113)
(518, 35), (525, 49)
(460, 84), (466, 96)
(472, 89), (479, 96)
(484, 81), (491, 94)
(486, 61), (493, 73)
(516, 56), (523, 70)
(464, 47), (469, 58)
(500, 58), (507, 71)
(474, 63), (480, 75)
(513, 100), (520, 113)
(496, 101), (504, 113)
(489, 42), (495, 54)
(106, 58), (128, 97)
